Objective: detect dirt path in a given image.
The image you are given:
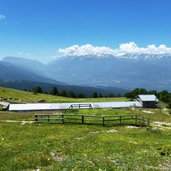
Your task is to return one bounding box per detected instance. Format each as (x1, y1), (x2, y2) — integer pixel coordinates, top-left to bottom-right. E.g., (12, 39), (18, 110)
(0, 111), (59, 119)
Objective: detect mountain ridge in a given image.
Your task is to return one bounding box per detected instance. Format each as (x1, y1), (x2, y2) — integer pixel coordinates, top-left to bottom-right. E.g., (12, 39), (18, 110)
(0, 80), (127, 96)
(1, 55), (171, 91)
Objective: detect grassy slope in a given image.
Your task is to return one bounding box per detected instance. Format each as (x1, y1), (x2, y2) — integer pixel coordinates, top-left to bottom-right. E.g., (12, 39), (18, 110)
(0, 86), (171, 170)
(0, 122), (171, 170)
(1, 86), (171, 122)
(0, 86), (127, 103)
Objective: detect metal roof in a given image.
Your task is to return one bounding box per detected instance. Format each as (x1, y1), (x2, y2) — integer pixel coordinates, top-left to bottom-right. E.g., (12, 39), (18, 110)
(8, 101), (142, 111)
(138, 95), (158, 102)
(0, 101), (10, 109)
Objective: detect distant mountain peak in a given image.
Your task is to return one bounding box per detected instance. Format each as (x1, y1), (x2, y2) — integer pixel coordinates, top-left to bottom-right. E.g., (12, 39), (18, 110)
(1, 53), (171, 91)
(2, 56), (43, 64)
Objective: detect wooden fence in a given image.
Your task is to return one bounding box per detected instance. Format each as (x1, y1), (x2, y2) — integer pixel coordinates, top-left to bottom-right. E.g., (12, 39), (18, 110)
(69, 104), (92, 109)
(35, 114), (151, 127)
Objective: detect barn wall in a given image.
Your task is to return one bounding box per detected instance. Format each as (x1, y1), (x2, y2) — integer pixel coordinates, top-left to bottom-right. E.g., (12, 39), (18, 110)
(142, 101), (157, 108)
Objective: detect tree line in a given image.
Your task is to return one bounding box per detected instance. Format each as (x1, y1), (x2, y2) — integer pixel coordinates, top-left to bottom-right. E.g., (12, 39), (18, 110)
(31, 87), (171, 107)
(31, 86), (121, 98)
(125, 88), (171, 108)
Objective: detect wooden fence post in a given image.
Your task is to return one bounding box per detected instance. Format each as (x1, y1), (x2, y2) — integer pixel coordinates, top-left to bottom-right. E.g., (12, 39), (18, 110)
(34, 114), (150, 127)
(61, 114), (64, 124)
(103, 117), (105, 126)
(81, 115), (84, 124)
(35, 115), (38, 122)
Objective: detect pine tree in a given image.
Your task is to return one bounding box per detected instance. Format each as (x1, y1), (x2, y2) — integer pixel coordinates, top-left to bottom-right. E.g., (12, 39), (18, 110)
(68, 91), (76, 98)
(92, 92), (98, 98)
(32, 86), (43, 94)
(60, 90), (68, 97)
(50, 87), (59, 96)
(77, 93), (86, 98)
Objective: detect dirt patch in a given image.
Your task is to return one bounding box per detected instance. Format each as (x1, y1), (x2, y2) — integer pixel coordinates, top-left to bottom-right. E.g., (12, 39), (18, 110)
(142, 110), (153, 114)
(106, 129), (118, 133)
(50, 152), (66, 162)
(75, 129), (118, 140)
(153, 121), (171, 130)
(146, 162), (171, 170)
(126, 126), (139, 129)
(154, 121), (171, 127)
(0, 120), (34, 125)
(91, 129), (118, 134)
(0, 120), (19, 123)
(20, 121), (34, 125)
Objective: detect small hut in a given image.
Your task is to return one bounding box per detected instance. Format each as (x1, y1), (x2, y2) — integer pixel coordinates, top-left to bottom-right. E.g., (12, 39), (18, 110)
(137, 95), (159, 108)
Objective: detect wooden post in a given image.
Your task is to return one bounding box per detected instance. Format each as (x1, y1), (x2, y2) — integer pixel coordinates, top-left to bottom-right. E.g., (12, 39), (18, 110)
(120, 116), (122, 125)
(61, 114), (64, 124)
(48, 115), (50, 123)
(103, 117), (105, 126)
(35, 115), (38, 122)
(81, 115), (84, 124)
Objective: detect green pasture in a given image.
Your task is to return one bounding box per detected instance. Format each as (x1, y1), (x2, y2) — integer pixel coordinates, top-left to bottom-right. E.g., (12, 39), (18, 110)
(0, 87), (171, 170)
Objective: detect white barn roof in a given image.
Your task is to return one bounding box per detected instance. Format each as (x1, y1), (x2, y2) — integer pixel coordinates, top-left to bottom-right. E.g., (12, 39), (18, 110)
(138, 95), (158, 102)
(9, 103), (60, 111)
(8, 101), (142, 111)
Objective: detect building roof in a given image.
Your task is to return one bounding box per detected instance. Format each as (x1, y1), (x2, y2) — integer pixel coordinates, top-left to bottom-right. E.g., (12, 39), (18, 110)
(138, 95), (158, 102)
(0, 101), (10, 109)
(8, 101), (142, 111)
(9, 103), (60, 111)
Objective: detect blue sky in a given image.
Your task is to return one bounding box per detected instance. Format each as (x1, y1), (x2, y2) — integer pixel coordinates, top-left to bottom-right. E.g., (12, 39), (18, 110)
(0, 0), (171, 61)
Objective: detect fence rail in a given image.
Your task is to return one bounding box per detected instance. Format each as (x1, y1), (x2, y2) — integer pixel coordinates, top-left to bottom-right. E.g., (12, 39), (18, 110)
(35, 114), (151, 127)
(69, 104), (92, 109)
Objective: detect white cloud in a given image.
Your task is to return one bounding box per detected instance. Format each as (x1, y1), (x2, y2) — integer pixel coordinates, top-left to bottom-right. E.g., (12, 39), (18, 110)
(117, 42), (171, 55)
(57, 42), (171, 58)
(119, 42), (143, 53)
(0, 15), (6, 21)
(58, 44), (114, 57)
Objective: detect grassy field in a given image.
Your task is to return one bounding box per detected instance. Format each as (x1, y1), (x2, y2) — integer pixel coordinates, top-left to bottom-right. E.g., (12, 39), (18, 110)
(0, 87), (171, 170)
(0, 119), (171, 170)
(0, 86), (127, 103)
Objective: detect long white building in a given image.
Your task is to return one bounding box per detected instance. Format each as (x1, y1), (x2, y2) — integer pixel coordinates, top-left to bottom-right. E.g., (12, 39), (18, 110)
(8, 101), (142, 111)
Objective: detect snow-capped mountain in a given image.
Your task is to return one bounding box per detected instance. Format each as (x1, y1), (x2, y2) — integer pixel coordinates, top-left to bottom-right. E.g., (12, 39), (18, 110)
(2, 54), (171, 91)
(45, 54), (171, 90)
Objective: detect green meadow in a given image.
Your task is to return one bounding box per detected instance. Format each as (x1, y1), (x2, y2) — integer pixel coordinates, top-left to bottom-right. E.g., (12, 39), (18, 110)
(0, 86), (127, 103)
(0, 87), (171, 170)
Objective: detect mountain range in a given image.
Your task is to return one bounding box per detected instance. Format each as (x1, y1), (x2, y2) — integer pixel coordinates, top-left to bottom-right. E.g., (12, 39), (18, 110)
(1, 54), (171, 92)
(0, 56), (126, 95)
